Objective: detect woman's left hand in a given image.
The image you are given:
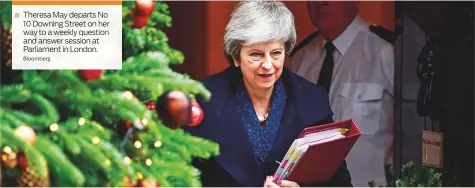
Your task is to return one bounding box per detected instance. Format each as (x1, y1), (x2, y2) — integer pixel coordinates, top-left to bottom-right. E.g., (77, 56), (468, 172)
(264, 176), (300, 188)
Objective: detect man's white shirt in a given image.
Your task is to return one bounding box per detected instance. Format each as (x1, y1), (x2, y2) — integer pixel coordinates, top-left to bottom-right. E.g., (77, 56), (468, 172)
(291, 15), (394, 186)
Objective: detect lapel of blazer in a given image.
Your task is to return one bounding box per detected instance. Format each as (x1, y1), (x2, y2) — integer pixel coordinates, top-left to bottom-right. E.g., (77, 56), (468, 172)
(212, 95), (265, 186)
(209, 67), (264, 186)
(265, 69), (303, 167)
(264, 100), (301, 172)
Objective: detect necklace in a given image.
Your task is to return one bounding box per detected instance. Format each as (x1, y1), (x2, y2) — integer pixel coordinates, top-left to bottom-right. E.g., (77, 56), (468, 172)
(257, 107), (271, 123)
(257, 113), (269, 123)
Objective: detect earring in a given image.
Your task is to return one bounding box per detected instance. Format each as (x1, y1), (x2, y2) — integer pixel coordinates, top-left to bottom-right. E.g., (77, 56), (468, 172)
(235, 64), (239, 67)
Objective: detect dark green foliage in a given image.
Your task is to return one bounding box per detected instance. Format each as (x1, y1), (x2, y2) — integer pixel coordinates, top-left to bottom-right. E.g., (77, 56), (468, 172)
(368, 161), (442, 187)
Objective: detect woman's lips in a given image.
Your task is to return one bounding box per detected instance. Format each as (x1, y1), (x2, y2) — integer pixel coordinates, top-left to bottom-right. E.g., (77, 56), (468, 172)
(258, 73), (274, 80)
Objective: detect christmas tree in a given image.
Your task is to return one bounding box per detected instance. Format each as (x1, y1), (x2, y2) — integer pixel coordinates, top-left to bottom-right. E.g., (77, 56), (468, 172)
(0, 1), (219, 187)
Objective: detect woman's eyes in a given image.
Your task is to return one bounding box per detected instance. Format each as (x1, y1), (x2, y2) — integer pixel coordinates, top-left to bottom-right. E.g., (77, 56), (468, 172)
(249, 52), (262, 61)
(272, 51), (282, 57)
(250, 52), (261, 57)
(248, 51), (282, 60)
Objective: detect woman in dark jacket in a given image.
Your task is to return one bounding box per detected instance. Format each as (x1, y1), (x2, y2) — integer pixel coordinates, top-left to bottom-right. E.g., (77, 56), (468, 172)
(184, 1), (352, 187)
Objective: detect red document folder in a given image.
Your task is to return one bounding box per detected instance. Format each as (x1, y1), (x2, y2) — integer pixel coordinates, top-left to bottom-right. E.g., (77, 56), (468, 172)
(276, 119), (361, 185)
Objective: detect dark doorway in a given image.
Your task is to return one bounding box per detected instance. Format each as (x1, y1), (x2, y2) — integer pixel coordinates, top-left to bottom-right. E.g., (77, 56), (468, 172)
(394, 1), (474, 186)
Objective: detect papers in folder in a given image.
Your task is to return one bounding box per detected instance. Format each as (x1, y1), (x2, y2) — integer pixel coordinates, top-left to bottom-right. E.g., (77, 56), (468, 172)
(273, 128), (349, 181)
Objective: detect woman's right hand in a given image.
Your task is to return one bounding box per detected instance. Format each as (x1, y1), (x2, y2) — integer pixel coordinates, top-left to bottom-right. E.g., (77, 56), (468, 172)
(263, 176), (300, 188)
(263, 176), (278, 188)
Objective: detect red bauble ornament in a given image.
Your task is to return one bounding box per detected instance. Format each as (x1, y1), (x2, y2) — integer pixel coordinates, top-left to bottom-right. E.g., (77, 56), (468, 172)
(125, 121), (133, 129)
(79, 70), (102, 81)
(117, 120), (133, 138)
(147, 101), (156, 110)
(155, 90), (191, 129)
(18, 152), (28, 170)
(132, 13), (149, 29)
(135, 0), (155, 17)
(188, 101), (204, 127)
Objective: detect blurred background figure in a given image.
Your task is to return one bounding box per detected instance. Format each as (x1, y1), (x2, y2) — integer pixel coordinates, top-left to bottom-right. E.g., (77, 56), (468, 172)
(289, 1), (394, 186)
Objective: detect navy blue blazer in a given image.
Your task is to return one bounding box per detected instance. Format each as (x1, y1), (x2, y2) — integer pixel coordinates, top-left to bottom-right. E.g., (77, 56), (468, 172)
(184, 66), (352, 187)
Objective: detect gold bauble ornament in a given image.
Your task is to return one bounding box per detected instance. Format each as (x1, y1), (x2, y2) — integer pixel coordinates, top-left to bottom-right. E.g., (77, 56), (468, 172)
(14, 126), (37, 145)
(1, 146), (18, 169)
(17, 167), (50, 187)
(119, 176), (134, 187)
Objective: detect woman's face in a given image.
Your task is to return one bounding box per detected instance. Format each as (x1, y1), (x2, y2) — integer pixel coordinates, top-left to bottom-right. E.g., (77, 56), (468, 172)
(236, 41), (285, 90)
